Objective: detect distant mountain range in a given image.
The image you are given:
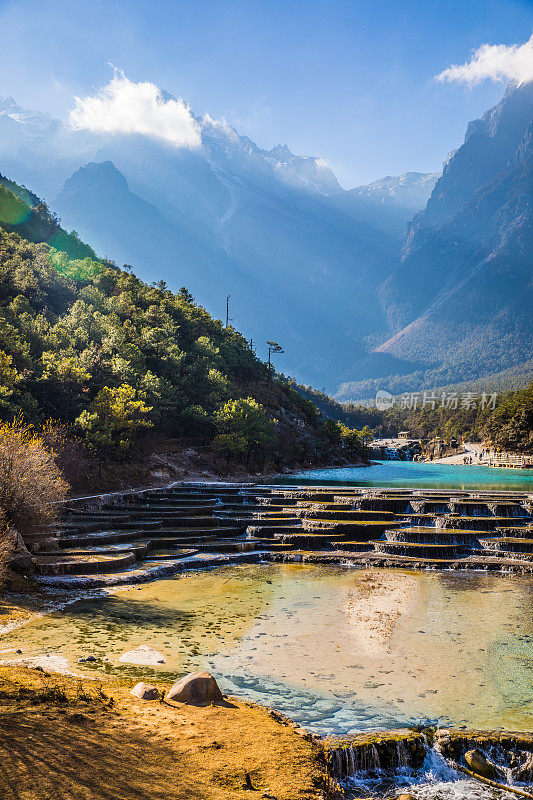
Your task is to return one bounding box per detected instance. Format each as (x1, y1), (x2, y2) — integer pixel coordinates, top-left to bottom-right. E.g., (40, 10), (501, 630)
(0, 95), (436, 388)
(1, 84), (531, 398)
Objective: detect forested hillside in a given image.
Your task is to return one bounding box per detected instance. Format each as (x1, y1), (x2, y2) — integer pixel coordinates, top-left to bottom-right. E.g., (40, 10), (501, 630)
(0, 178), (367, 489)
(0, 174), (96, 260)
(296, 381), (533, 454)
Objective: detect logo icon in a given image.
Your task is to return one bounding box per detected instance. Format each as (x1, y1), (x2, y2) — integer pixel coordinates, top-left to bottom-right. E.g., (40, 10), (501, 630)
(375, 390), (394, 411)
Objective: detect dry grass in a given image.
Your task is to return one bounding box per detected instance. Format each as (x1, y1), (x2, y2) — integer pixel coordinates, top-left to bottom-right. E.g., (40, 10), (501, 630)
(0, 666), (340, 800)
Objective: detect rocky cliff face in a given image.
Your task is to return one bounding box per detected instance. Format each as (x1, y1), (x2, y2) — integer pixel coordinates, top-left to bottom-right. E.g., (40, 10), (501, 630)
(372, 82), (533, 386)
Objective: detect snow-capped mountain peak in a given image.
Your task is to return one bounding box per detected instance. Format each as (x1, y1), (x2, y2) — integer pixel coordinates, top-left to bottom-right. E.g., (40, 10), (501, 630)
(0, 96), (55, 133)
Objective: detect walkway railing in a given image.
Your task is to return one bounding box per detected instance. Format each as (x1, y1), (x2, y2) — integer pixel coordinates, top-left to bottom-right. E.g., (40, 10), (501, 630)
(481, 453), (532, 469)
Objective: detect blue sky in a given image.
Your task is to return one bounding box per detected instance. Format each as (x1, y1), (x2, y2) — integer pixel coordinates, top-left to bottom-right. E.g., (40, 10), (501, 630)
(0, 0), (532, 185)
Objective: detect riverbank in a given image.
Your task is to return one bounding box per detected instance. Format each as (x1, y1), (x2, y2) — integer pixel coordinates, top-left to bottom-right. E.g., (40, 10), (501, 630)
(68, 454), (370, 498)
(2, 662), (532, 800)
(0, 664), (338, 800)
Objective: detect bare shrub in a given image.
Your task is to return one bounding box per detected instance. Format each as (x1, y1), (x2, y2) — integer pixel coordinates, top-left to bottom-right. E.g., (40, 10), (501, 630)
(0, 509), (14, 585)
(0, 418), (69, 539)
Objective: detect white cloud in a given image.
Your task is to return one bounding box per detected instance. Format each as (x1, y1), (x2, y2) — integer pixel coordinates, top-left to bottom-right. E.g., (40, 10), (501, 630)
(436, 34), (533, 86)
(69, 73), (201, 149)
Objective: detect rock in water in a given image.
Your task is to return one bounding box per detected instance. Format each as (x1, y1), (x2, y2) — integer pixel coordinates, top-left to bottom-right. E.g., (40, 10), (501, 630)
(464, 749), (505, 781)
(130, 682), (159, 700)
(166, 671), (223, 705)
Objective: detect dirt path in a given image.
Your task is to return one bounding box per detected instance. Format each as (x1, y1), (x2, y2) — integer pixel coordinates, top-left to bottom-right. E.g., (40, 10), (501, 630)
(429, 442), (484, 465)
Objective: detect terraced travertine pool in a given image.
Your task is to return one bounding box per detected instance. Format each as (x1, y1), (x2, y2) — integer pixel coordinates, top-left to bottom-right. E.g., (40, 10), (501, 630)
(3, 563), (532, 736)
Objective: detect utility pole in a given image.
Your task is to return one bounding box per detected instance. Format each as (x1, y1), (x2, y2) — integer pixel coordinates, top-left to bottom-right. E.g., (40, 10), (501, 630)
(225, 295), (230, 328)
(266, 340), (284, 382)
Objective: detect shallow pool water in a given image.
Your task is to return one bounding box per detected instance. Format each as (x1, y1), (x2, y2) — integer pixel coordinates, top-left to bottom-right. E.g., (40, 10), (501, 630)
(281, 460), (533, 491)
(4, 564), (532, 736)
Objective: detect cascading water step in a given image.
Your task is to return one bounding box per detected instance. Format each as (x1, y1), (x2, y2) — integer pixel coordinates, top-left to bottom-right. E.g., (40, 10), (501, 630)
(495, 525), (533, 538)
(141, 548), (200, 560)
(246, 524), (304, 539)
(302, 520), (405, 538)
(298, 508), (397, 521)
(58, 530), (148, 547)
(53, 541), (151, 559)
(372, 540), (469, 558)
(383, 526), (481, 545)
(405, 514), (532, 531)
(34, 551), (137, 575)
(245, 537), (295, 550)
(479, 537), (533, 559)
(273, 531), (353, 549)
(331, 541), (375, 552)
(217, 516), (302, 529)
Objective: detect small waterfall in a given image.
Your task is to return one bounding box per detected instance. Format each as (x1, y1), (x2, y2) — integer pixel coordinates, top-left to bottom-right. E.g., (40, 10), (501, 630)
(448, 499), (498, 517)
(330, 742), (381, 777)
(327, 733), (428, 781)
(436, 729), (533, 787)
(392, 739), (410, 769)
(488, 502), (529, 518)
(237, 541), (256, 552)
(329, 727), (533, 799)
(337, 739), (533, 799)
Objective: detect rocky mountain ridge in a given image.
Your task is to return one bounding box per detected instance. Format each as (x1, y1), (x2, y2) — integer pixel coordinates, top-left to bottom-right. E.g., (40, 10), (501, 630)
(336, 81), (533, 401)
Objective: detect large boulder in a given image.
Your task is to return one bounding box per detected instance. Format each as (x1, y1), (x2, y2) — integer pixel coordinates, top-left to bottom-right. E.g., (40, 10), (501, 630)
(464, 749), (505, 781)
(130, 682), (159, 700)
(166, 671), (223, 705)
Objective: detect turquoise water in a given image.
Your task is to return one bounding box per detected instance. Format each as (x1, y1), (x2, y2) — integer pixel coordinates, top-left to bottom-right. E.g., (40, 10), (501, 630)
(280, 460), (533, 491)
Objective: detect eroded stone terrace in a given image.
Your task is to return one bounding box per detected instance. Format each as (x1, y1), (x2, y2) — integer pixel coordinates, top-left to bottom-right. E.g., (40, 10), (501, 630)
(28, 484), (533, 586)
